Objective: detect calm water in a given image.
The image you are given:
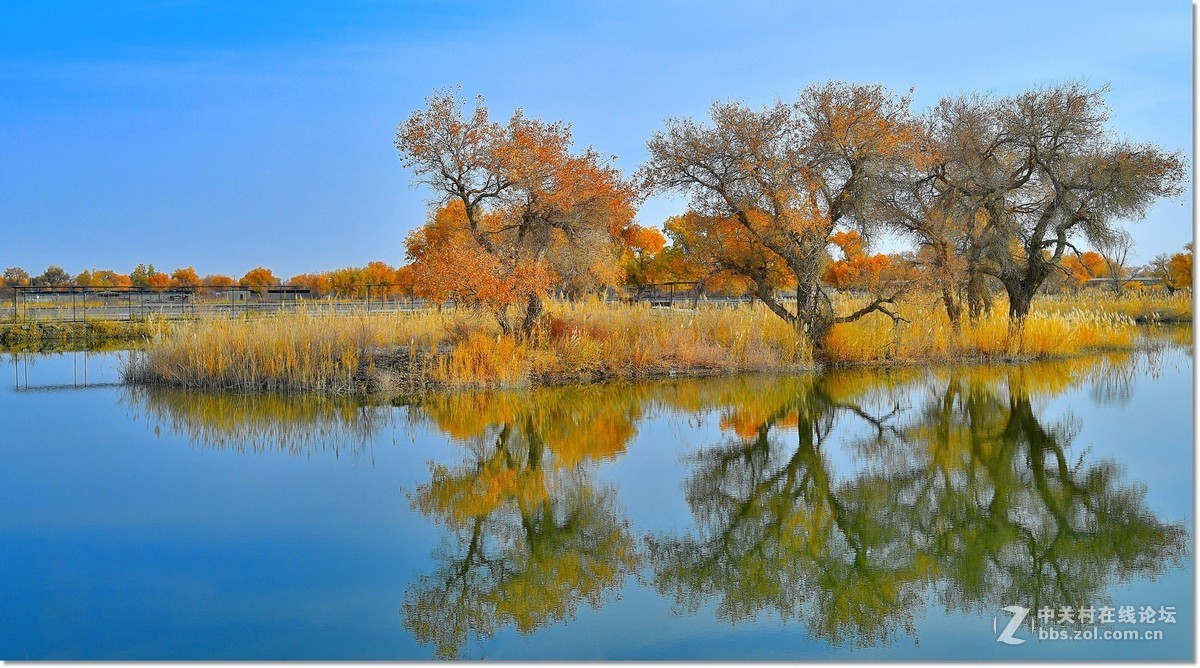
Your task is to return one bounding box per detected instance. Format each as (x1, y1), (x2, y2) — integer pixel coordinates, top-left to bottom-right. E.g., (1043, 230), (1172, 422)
(0, 336), (1193, 660)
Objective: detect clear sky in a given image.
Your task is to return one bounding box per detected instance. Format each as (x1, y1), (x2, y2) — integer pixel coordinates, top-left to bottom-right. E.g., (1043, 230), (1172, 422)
(0, 1), (1192, 279)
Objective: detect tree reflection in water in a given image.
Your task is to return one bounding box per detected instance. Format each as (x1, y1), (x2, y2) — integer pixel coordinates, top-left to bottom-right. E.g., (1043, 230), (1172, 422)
(123, 351), (1188, 657)
(648, 355), (1187, 647)
(400, 387), (645, 658)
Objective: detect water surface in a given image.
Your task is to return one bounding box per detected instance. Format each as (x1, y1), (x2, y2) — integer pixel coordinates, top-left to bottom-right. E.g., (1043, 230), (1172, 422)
(0, 338), (1192, 660)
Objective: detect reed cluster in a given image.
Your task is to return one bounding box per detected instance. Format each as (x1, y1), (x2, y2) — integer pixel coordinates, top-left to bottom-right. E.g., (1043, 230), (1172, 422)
(1036, 289), (1192, 322)
(124, 308), (454, 393)
(823, 304), (1137, 366)
(123, 291), (1181, 393)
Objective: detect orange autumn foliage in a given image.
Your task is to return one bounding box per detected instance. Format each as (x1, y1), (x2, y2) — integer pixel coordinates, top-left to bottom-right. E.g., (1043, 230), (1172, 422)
(407, 201), (556, 312)
(146, 272), (172, 292)
(397, 90), (636, 334)
(822, 230), (891, 291)
(239, 266), (280, 291)
(170, 266), (202, 288)
(664, 210), (794, 296)
(1061, 251), (1108, 287)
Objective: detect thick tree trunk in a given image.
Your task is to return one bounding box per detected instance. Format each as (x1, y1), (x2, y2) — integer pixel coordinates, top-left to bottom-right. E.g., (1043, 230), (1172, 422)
(1004, 280), (1035, 331)
(519, 292), (544, 338)
(941, 287), (962, 332)
(795, 283), (835, 359)
(1004, 256), (1055, 330)
(966, 272), (992, 322)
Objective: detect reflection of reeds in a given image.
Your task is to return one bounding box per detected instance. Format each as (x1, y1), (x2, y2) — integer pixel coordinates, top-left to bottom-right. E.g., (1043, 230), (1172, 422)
(122, 295), (1185, 392)
(124, 385), (393, 457)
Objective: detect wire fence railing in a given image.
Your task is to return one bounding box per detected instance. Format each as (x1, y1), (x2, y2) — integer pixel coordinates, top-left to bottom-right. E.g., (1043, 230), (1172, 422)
(1, 284), (430, 323)
(1, 282), (761, 323)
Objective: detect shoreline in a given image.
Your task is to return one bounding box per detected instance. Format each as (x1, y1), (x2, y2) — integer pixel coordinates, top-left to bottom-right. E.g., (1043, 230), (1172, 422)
(0, 320), (158, 348)
(119, 325), (1186, 397)
(8, 296), (1190, 396)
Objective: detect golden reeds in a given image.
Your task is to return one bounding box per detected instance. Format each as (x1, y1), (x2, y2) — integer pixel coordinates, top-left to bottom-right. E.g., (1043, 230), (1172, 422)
(123, 291), (1184, 392)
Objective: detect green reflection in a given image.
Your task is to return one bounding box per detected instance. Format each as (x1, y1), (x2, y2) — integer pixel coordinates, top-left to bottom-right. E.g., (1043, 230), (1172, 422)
(123, 350), (1189, 657)
(400, 386), (645, 659)
(648, 355), (1187, 647)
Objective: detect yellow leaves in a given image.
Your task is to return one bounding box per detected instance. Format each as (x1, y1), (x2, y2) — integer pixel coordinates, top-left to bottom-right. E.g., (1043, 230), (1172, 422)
(170, 266), (201, 288)
(1061, 251), (1108, 287)
(802, 81), (918, 161)
(1167, 249), (1193, 290)
(619, 223), (666, 256)
(406, 203), (557, 313)
(287, 261), (411, 298)
(146, 272), (172, 292)
(822, 230), (892, 293)
(239, 266), (279, 290)
(665, 210), (793, 291)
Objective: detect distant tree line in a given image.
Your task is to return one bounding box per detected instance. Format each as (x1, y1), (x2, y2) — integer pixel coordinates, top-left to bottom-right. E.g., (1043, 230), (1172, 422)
(0, 262), (417, 299)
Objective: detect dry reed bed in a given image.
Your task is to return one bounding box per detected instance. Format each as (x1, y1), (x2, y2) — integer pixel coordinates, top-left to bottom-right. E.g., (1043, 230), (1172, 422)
(122, 293), (1186, 393)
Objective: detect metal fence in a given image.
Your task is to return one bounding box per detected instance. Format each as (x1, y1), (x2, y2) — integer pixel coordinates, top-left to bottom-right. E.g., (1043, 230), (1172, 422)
(2, 284), (429, 323)
(1, 281), (766, 323)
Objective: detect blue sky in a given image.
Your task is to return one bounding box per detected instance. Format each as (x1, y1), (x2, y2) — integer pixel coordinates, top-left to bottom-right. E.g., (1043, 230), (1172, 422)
(0, 1), (1192, 279)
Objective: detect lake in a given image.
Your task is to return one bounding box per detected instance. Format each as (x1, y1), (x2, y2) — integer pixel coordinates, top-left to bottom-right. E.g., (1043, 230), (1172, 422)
(0, 333), (1192, 660)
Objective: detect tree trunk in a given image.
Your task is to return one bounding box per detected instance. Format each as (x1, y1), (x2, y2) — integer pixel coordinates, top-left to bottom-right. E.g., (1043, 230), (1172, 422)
(941, 287), (962, 332)
(796, 284), (835, 359)
(1004, 280), (1034, 327)
(519, 292), (544, 338)
(496, 310), (515, 336)
(966, 272), (992, 322)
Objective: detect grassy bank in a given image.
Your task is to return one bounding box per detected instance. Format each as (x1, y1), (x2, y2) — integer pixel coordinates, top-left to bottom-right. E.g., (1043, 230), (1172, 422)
(0, 319), (161, 349)
(121, 291), (1189, 394)
(122, 303), (807, 393)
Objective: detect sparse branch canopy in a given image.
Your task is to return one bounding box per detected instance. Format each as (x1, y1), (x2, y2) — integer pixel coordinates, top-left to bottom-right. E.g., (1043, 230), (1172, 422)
(932, 82), (1186, 320)
(639, 81), (919, 353)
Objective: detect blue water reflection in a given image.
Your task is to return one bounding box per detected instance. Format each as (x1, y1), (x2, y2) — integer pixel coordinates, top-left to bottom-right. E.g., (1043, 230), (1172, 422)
(0, 339), (1191, 660)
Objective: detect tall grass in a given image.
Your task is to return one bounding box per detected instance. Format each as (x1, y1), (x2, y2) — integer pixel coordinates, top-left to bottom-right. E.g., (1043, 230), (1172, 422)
(124, 291), (1181, 392)
(824, 305), (1136, 365)
(124, 307), (460, 393)
(529, 300), (809, 381)
(1036, 289), (1192, 322)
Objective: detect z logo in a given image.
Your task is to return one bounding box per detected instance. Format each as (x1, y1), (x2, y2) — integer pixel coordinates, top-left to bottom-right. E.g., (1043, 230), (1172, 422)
(995, 605), (1030, 645)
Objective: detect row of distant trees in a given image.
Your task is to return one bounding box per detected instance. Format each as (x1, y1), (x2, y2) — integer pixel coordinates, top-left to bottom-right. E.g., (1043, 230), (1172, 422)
(0, 262), (417, 298)
(394, 81), (1187, 355)
(4, 234), (1189, 303)
(1061, 241), (1193, 293)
